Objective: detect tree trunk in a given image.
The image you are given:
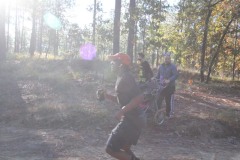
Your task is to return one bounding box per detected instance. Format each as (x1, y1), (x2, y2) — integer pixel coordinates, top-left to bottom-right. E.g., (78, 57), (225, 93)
(6, 2), (10, 52)
(200, 7), (212, 82)
(134, 23), (137, 62)
(151, 52), (155, 67)
(92, 0), (96, 45)
(38, 13), (43, 55)
(232, 53), (236, 80)
(20, 10), (25, 52)
(206, 17), (235, 83)
(232, 19), (238, 81)
(156, 49), (159, 67)
(127, 0), (136, 61)
(113, 0), (121, 54)
(29, 2), (37, 57)
(142, 25), (146, 54)
(0, 2), (6, 61)
(54, 30), (59, 56)
(14, 4), (20, 53)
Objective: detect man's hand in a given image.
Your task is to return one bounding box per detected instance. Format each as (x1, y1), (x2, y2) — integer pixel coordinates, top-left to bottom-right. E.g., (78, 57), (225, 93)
(96, 89), (105, 101)
(164, 79), (170, 84)
(115, 109), (124, 120)
(104, 91), (118, 103)
(102, 89), (108, 98)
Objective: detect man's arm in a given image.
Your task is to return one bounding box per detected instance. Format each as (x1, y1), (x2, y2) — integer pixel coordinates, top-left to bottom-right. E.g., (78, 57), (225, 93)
(169, 64), (178, 82)
(104, 92), (118, 104)
(115, 94), (144, 120)
(122, 94), (144, 113)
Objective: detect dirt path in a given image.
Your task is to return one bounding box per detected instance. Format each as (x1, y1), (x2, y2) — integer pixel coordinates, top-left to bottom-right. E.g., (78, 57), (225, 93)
(0, 60), (239, 160)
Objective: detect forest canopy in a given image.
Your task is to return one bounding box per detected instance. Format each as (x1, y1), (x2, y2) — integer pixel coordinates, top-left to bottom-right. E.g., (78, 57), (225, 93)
(0, 0), (239, 82)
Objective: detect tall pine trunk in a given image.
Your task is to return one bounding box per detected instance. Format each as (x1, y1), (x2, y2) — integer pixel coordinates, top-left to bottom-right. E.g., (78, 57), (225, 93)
(38, 13), (43, 55)
(54, 30), (59, 56)
(20, 10), (26, 52)
(113, 0), (121, 54)
(127, 0), (136, 61)
(29, 2), (37, 57)
(6, 2), (10, 52)
(232, 19), (238, 81)
(0, 2), (6, 61)
(200, 7), (212, 82)
(92, 0), (96, 45)
(14, 4), (20, 53)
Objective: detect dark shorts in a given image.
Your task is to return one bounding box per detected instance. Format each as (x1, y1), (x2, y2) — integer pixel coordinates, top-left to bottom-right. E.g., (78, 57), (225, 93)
(106, 119), (142, 152)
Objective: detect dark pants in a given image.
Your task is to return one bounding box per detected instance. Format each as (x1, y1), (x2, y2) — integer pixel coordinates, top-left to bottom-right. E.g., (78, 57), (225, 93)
(106, 118), (142, 152)
(157, 86), (175, 116)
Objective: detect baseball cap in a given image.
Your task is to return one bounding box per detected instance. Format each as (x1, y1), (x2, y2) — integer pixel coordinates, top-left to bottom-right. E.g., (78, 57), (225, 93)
(108, 53), (131, 66)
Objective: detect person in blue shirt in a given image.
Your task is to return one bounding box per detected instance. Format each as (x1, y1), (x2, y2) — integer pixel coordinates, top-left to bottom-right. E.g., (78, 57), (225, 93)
(156, 53), (178, 118)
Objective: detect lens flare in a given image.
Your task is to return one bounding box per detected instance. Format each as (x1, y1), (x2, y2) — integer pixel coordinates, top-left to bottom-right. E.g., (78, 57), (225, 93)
(79, 43), (97, 60)
(43, 12), (62, 30)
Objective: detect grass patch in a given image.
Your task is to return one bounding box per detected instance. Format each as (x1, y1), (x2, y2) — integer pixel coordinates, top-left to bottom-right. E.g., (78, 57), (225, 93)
(1, 57), (112, 131)
(214, 109), (240, 136)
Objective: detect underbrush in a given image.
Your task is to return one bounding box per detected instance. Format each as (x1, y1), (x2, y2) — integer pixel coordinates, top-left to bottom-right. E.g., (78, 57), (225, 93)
(1, 57), (240, 139)
(213, 109), (240, 137)
(0, 56), (116, 131)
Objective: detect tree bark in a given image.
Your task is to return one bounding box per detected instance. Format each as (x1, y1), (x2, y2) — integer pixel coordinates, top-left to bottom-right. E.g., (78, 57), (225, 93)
(6, 2), (10, 52)
(20, 10), (25, 52)
(92, 0), (96, 45)
(200, 6), (212, 82)
(54, 30), (59, 56)
(29, 2), (37, 57)
(113, 0), (121, 54)
(127, 0), (136, 61)
(14, 4), (20, 53)
(38, 13), (43, 55)
(0, 2), (6, 61)
(232, 19), (238, 81)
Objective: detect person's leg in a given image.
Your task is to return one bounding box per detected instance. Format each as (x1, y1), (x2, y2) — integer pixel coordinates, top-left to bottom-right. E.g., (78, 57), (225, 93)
(165, 86), (175, 117)
(106, 122), (135, 160)
(106, 147), (132, 160)
(170, 94), (174, 115)
(157, 92), (164, 110)
(165, 93), (173, 117)
(122, 145), (140, 160)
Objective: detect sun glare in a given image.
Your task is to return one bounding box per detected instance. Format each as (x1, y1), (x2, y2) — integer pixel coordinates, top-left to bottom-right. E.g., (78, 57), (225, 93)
(43, 12), (62, 30)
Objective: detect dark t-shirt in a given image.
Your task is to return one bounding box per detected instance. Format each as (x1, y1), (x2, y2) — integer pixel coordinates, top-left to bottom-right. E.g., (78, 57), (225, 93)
(115, 69), (145, 129)
(139, 60), (153, 82)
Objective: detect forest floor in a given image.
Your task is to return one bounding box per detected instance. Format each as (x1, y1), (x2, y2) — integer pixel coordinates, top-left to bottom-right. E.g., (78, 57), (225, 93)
(0, 58), (240, 160)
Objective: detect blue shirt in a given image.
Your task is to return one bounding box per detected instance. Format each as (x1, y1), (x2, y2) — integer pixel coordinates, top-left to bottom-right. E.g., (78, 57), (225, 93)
(156, 63), (178, 87)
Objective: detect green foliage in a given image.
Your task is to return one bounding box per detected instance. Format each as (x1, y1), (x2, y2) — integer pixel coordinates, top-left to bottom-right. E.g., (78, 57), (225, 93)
(3, 0), (240, 82)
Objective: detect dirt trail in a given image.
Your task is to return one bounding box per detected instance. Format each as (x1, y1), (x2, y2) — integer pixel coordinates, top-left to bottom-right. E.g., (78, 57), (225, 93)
(0, 61), (239, 160)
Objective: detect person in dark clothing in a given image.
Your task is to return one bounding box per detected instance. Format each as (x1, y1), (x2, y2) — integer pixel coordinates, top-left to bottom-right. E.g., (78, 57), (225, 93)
(104, 53), (146, 160)
(156, 53), (178, 118)
(138, 53), (153, 83)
